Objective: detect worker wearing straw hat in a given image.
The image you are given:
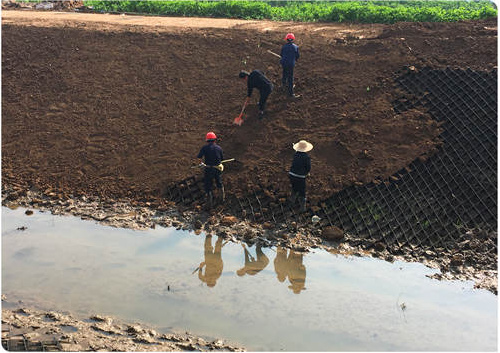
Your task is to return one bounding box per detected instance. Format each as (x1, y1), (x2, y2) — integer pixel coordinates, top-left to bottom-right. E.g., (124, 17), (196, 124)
(288, 139), (313, 212)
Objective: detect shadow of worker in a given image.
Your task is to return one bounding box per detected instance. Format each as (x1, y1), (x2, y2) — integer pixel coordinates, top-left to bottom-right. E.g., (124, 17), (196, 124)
(236, 243), (269, 277)
(274, 247), (307, 294)
(196, 235), (224, 287)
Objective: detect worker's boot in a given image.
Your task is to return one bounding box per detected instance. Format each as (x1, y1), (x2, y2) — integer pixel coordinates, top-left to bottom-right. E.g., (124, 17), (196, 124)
(288, 191), (298, 205)
(299, 197), (307, 212)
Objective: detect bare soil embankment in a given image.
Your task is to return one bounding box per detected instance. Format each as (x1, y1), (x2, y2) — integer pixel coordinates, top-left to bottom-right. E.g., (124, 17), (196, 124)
(3, 11), (496, 203)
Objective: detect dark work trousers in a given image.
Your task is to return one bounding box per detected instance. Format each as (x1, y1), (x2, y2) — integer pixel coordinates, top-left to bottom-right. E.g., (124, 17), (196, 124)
(282, 66), (294, 96)
(258, 84), (273, 112)
(204, 167), (222, 194)
(289, 174), (306, 198)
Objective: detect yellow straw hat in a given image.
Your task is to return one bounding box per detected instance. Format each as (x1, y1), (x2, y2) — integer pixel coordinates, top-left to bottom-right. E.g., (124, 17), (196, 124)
(293, 140), (313, 152)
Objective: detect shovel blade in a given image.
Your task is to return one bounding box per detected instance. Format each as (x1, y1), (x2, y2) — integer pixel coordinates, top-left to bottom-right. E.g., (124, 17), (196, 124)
(233, 116), (244, 126)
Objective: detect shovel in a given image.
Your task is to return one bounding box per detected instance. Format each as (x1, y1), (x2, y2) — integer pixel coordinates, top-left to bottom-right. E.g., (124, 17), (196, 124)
(214, 158), (235, 172)
(267, 49), (281, 59)
(233, 99), (249, 126)
(191, 158), (235, 170)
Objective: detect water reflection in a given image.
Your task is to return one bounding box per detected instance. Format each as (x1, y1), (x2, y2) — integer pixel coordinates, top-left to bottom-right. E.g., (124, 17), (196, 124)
(195, 235), (226, 287)
(274, 247), (306, 294)
(2, 207), (497, 352)
(236, 244), (269, 277)
(194, 237), (308, 294)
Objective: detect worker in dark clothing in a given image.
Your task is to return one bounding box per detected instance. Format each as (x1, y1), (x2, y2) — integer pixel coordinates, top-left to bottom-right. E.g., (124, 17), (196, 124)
(239, 70), (274, 119)
(280, 33), (300, 98)
(288, 139), (313, 212)
(197, 131), (224, 207)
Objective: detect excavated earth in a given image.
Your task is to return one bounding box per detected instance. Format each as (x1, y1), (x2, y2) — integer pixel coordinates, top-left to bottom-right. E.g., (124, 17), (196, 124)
(1, 8), (498, 350)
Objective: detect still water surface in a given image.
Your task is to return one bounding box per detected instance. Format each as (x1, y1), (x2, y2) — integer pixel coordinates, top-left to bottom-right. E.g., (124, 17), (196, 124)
(2, 207), (497, 351)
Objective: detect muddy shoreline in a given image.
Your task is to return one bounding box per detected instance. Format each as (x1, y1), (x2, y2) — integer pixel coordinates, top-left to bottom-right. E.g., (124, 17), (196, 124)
(1, 298), (244, 352)
(2, 185), (497, 295)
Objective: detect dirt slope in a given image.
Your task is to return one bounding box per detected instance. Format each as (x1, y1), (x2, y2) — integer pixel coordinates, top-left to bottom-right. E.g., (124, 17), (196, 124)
(1, 11), (497, 204)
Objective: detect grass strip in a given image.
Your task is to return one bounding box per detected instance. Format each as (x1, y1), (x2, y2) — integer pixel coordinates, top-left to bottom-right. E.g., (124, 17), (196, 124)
(83, 1), (497, 23)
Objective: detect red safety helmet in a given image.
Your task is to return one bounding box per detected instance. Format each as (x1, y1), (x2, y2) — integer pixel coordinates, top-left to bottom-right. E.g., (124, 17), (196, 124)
(285, 33), (295, 41)
(206, 132), (217, 141)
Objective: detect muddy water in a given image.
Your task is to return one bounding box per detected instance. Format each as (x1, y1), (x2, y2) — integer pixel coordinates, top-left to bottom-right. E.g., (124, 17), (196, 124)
(2, 207), (497, 351)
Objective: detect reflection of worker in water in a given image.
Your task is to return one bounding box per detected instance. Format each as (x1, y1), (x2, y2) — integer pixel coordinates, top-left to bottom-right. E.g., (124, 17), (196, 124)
(273, 246), (288, 282)
(287, 250), (306, 294)
(236, 244), (269, 276)
(273, 247), (307, 294)
(197, 235), (224, 287)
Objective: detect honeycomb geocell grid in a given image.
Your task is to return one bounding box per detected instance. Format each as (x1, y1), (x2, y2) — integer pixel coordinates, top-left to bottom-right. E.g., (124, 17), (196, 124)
(315, 67), (497, 252)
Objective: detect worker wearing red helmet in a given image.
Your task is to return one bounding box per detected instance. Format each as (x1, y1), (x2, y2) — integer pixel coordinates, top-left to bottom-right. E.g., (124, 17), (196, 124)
(280, 33), (300, 98)
(197, 132), (224, 206)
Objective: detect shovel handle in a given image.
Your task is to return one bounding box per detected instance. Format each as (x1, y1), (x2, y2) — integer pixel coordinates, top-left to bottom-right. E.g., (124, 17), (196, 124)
(267, 49), (281, 59)
(240, 99), (248, 114)
(190, 162), (206, 169)
(234, 100), (248, 126)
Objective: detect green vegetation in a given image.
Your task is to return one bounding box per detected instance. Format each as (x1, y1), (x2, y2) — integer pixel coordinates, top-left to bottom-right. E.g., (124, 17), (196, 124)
(83, 1), (497, 23)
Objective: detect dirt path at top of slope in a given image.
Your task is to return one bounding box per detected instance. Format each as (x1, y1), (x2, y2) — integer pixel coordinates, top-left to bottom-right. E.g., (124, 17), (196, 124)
(1, 11), (497, 206)
(1, 9), (384, 35)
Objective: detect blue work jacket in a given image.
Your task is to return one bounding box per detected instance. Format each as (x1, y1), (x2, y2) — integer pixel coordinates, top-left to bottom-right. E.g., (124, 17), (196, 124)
(280, 42), (300, 67)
